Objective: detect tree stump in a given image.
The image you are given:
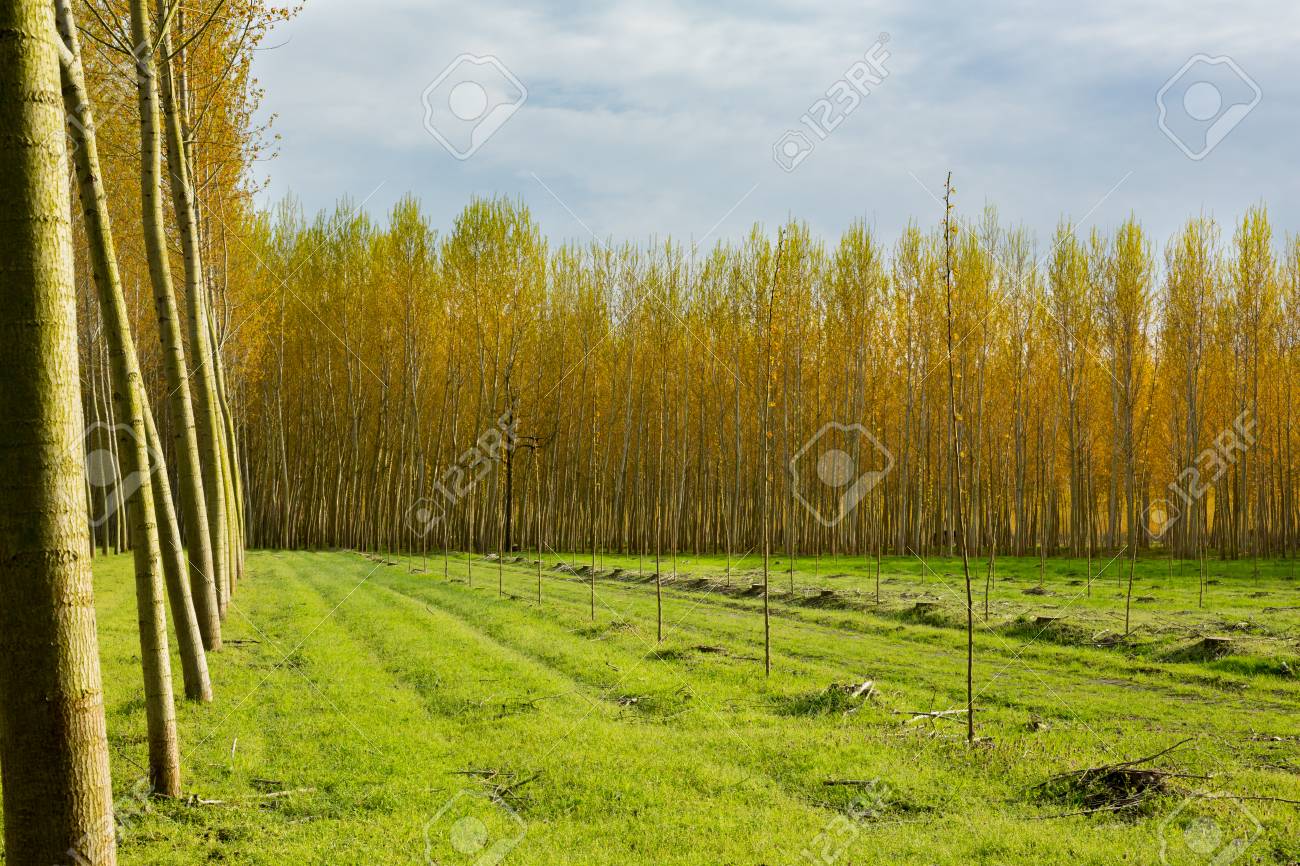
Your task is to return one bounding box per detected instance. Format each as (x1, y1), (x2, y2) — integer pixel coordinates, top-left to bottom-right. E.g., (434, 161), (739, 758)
(1200, 635), (1234, 655)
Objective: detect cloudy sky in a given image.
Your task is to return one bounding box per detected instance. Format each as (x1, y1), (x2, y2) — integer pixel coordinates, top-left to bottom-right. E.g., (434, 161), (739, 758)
(251, 0), (1300, 251)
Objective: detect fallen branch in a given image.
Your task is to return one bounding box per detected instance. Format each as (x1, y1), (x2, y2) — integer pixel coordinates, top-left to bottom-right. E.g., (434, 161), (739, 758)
(848, 680), (876, 699)
(892, 708), (968, 725)
(1032, 738), (1195, 815)
(452, 768), (541, 806)
(189, 787), (316, 807)
(1035, 788), (1300, 819)
(258, 788), (316, 799)
(1107, 738), (1194, 772)
(1031, 802), (1142, 820)
(1192, 792), (1300, 806)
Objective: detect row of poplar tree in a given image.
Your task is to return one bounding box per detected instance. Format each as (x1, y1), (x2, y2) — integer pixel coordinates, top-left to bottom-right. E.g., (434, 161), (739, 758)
(0, 1), (284, 864)
(4, 3), (1298, 863)
(237, 195), (1298, 569)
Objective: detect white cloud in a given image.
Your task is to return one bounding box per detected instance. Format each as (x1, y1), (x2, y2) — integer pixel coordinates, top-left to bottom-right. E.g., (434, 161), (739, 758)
(253, 0), (1300, 249)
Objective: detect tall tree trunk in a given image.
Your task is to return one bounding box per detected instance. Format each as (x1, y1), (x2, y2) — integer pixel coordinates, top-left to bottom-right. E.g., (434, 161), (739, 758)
(56, 0), (212, 706)
(141, 392), (214, 698)
(943, 174), (976, 742)
(129, 0), (221, 650)
(156, 7), (232, 615)
(0, 2), (117, 859)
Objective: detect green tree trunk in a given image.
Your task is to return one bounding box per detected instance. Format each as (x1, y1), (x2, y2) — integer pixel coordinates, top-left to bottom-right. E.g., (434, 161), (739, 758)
(140, 388), (218, 692)
(61, 1), (183, 795)
(156, 9), (232, 616)
(128, 0), (222, 649)
(0, 1), (117, 860)
(207, 301), (246, 586)
(56, 0), (213, 707)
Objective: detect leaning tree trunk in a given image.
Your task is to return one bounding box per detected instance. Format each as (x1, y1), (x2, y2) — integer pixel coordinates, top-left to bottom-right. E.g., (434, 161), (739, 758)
(128, 0), (222, 653)
(156, 9), (232, 615)
(56, 0), (212, 709)
(0, 1), (117, 861)
(138, 390), (215, 697)
(207, 301), (245, 590)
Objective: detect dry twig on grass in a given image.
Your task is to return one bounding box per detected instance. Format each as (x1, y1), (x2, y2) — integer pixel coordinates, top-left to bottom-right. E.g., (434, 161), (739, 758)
(189, 787), (316, 807)
(1032, 738), (1203, 817)
(452, 768), (541, 807)
(892, 708), (968, 725)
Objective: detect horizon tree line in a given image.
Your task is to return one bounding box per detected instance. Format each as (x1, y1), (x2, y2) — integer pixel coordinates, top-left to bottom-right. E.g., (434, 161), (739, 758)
(234, 194), (1300, 570)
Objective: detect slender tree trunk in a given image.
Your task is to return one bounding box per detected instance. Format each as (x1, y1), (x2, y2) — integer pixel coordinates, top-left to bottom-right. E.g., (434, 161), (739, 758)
(57, 0), (211, 708)
(943, 174), (976, 743)
(156, 6), (232, 614)
(129, 0), (221, 648)
(761, 231), (786, 677)
(141, 394), (214, 700)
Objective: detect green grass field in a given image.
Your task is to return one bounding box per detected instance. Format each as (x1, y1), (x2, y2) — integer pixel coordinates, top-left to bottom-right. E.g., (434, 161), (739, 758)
(54, 549), (1300, 864)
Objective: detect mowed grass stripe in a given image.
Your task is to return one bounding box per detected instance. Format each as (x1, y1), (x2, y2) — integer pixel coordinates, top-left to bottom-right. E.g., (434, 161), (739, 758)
(297, 553), (855, 864)
(376, 555), (1300, 829)
(442, 554), (1300, 729)
(355, 557), (1117, 861)
(389, 557), (1243, 737)
(63, 551), (1300, 865)
(362, 557), (1173, 861)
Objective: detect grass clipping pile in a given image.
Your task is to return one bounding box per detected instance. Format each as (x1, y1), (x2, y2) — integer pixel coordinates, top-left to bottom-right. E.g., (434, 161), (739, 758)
(1032, 739), (1205, 818)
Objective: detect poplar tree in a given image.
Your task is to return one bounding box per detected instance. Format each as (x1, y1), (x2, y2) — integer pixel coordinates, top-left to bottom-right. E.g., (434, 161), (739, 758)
(128, 0), (222, 654)
(0, 1), (116, 858)
(56, 0), (212, 705)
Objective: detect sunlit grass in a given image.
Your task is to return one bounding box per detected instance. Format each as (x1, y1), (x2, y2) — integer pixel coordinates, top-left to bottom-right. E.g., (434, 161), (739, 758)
(56, 550), (1300, 864)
